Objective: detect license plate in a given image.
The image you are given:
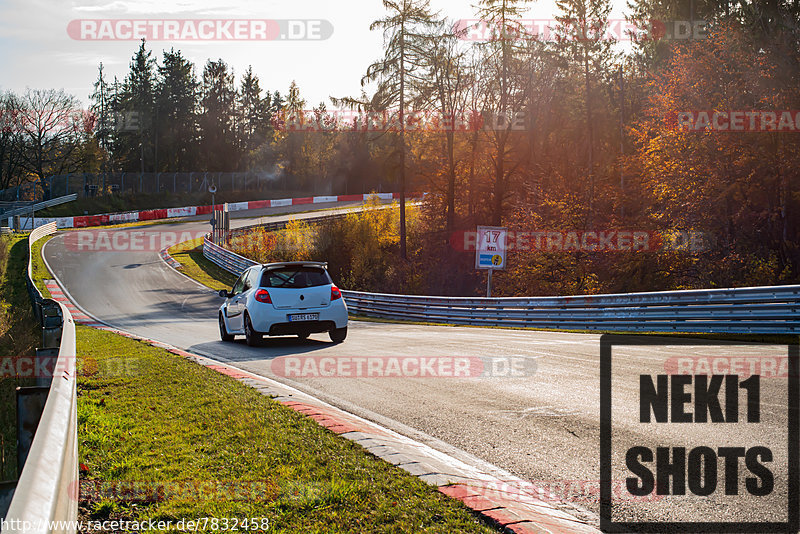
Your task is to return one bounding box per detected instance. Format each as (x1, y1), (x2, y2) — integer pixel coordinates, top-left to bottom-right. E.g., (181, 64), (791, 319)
(288, 313), (319, 322)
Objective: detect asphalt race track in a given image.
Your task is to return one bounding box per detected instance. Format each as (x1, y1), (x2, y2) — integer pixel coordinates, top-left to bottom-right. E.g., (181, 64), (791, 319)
(43, 202), (794, 529)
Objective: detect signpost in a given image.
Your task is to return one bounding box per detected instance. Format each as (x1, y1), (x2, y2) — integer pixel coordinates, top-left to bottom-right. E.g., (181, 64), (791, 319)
(475, 226), (507, 297)
(209, 183), (217, 243)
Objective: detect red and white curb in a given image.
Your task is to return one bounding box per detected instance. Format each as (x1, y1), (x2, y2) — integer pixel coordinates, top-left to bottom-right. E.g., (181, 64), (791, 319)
(159, 248), (182, 270)
(45, 280), (105, 328)
(17, 192), (420, 230)
(44, 277), (600, 534)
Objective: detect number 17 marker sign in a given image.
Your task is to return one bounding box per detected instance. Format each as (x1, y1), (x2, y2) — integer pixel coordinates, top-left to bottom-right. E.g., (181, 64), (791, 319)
(476, 226), (507, 270)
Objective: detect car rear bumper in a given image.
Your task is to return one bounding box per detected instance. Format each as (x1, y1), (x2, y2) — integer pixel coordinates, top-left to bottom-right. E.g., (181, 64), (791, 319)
(250, 300), (348, 335)
(268, 320), (336, 336)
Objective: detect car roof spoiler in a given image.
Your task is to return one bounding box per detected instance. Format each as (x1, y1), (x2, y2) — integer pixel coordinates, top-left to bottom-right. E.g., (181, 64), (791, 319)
(262, 261), (328, 270)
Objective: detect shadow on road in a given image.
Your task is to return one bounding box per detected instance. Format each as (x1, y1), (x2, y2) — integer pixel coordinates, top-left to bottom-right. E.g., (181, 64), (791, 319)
(189, 336), (338, 361)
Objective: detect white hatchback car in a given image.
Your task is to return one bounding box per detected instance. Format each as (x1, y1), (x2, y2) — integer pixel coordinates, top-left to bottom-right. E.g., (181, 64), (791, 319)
(218, 261), (348, 346)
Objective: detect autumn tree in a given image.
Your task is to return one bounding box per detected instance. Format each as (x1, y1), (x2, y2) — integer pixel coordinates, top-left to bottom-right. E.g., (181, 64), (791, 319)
(0, 92), (24, 191)
(628, 21), (800, 286)
(15, 89), (87, 184)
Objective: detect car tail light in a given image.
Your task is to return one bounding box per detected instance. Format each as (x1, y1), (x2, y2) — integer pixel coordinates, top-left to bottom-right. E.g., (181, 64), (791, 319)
(255, 289), (272, 303)
(331, 285), (342, 301)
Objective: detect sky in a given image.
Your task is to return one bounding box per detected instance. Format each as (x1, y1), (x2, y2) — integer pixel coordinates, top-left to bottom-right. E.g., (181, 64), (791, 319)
(0, 0), (631, 108)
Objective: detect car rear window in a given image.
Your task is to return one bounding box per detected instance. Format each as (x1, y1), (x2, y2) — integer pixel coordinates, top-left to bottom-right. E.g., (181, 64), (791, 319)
(260, 267), (331, 288)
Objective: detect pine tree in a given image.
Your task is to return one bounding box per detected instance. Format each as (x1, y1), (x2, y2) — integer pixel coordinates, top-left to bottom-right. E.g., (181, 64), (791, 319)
(156, 49), (199, 171)
(474, 0), (531, 226)
(200, 59), (236, 171)
(89, 63), (113, 190)
(416, 18), (469, 232)
(116, 39), (156, 173)
(237, 66), (270, 166)
(362, 0), (439, 259)
(554, 0), (617, 222)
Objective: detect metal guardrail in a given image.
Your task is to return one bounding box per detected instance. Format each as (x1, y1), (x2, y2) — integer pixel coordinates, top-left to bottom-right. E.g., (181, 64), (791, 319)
(4, 223), (78, 532)
(203, 236), (258, 275)
(340, 288), (800, 334)
(201, 214), (800, 334)
(5, 302), (77, 533)
(1, 195), (77, 221)
(25, 222), (58, 324)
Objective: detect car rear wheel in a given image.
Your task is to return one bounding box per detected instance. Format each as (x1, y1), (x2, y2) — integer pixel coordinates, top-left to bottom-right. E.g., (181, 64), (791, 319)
(219, 313), (234, 342)
(329, 326), (347, 343)
(244, 313), (261, 346)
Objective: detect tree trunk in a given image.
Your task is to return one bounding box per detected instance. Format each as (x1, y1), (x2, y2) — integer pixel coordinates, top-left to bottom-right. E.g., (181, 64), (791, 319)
(399, 16), (407, 259)
(584, 49), (594, 224)
(446, 129), (456, 231)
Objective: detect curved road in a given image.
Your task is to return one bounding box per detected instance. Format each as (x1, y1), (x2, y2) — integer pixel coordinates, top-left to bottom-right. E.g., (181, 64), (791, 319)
(43, 202), (792, 529)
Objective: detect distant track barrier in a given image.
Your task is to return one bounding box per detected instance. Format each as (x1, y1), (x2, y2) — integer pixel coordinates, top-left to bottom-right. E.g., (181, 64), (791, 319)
(7, 192), (406, 230)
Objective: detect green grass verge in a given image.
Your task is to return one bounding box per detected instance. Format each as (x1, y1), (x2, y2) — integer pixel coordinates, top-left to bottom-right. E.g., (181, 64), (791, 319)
(0, 234), (39, 480)
(167, 239), (238, 292)
(77, 326), (495, 533)
(30, 234), (55, 297)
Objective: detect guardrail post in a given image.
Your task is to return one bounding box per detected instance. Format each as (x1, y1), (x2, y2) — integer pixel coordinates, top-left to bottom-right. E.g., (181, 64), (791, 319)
(40, 299), (63, 349)
(26, 288), (39, 321)
(34, 348), (58, 388)
(0, 481), (17, 519)
(15, 386), (49, 474)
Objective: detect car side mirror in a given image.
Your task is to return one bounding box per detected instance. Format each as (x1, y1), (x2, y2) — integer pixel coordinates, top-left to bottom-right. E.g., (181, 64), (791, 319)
(218, 289), (231, 298)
